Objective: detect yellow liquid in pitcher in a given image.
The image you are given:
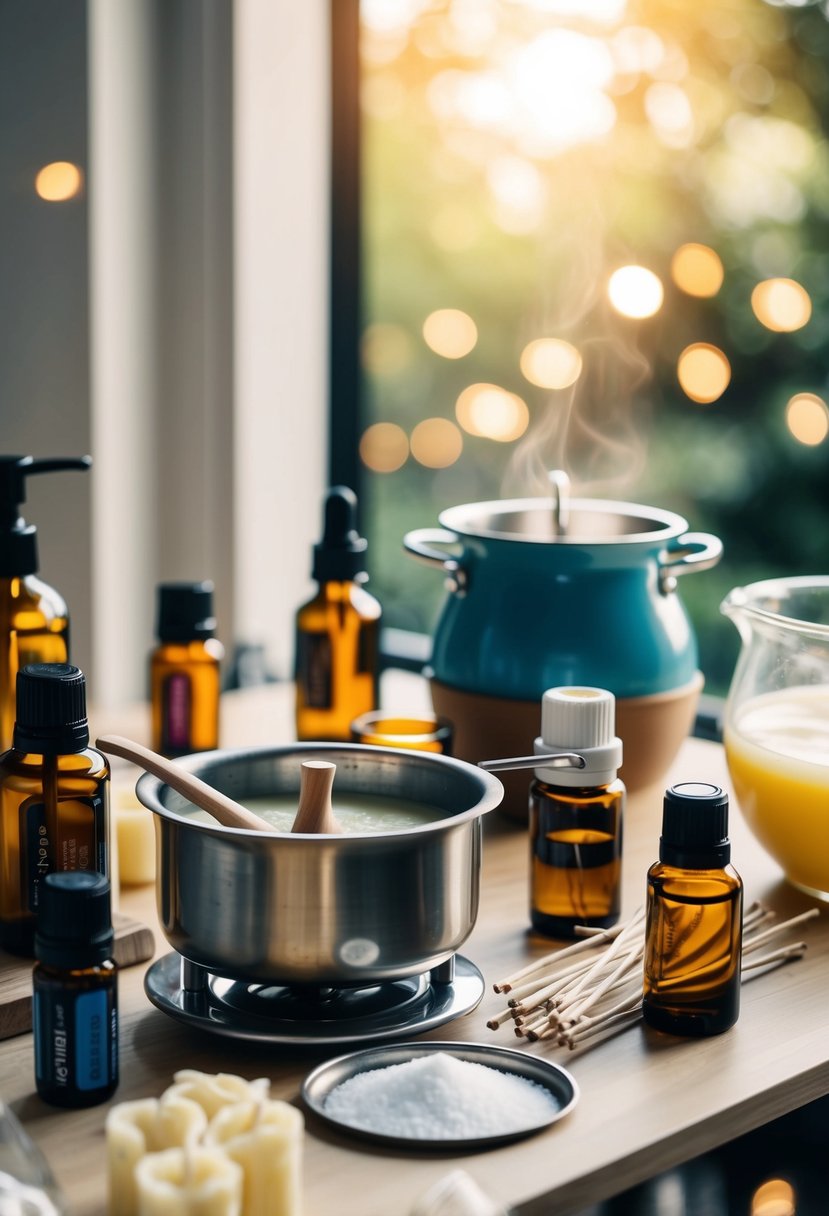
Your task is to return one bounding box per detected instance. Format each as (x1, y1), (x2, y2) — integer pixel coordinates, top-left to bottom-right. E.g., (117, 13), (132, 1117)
(724, 685), (829, 897)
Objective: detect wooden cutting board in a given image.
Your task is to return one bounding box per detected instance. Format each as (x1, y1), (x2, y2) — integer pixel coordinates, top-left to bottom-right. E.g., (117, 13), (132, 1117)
(0, 913), (155, 1041)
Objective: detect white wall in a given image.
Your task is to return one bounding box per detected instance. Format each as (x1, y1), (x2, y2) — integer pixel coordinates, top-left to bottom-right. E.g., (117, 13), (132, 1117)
(233, 0), (330, 680)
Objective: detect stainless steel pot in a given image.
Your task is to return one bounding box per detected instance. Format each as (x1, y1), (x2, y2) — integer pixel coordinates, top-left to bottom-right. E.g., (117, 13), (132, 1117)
(136, 743), (503, 987)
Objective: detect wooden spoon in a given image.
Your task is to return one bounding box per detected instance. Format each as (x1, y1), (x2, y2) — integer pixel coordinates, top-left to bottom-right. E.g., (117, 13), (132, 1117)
(291, 760), (343, 834)
(96, 734), (273, 832)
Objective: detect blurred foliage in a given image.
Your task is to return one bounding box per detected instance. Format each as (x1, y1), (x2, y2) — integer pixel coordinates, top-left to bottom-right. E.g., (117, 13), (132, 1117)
(358, 0), (829, 695)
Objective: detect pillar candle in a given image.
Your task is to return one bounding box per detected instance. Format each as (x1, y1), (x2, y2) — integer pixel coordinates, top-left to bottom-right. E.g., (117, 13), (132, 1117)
(107, 1094), (207, 1216)
(134, 1147), (242, 1216)
(204, 1099), (303, 1216)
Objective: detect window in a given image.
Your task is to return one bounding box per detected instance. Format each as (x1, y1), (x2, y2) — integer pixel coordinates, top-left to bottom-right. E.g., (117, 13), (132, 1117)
(350, 0), (829, 694)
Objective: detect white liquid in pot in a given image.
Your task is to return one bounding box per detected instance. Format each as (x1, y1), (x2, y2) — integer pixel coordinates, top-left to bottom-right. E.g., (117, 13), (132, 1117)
(183, 792), (445, 834)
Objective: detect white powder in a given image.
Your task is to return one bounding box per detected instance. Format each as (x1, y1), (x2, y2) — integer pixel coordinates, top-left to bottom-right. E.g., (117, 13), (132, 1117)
(324, 1052), (560, 1140)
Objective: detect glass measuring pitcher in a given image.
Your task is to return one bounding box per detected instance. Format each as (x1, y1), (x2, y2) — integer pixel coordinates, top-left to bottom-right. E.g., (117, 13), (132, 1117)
(721, 576), (829, 900)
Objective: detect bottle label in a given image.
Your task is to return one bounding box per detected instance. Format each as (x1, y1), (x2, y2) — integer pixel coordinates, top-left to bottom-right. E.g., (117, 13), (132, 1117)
(161, 672), (193, 754)
(33, 981), (118, 1095)
(357, 622), (378, 677)
(22, 798), (51, 913)
(22, 796), (107, 913)
(298, 632), (332, 708)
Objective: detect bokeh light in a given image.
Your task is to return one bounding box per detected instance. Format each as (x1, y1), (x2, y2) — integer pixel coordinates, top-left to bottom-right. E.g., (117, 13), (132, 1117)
(361, 323), (414, 376)
(520, 339), (583, 389)
(35, 161), (83, 202)
(359, 422), (410, 472)
(786, 392), (829, 446)
(671, 244), (725, 297)
(410, 418), (463, 467)
(608, 266), (664, 318)
(422, 309), (478, 358)
(677, 343), (732, 403)
(751, 278), (812, 332)
(455, 383), (529, 441)
(750, 1178), (796, 1216)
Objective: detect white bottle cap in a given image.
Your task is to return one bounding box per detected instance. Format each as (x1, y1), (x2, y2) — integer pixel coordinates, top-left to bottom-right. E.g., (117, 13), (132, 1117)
(534, 686), (622, 787)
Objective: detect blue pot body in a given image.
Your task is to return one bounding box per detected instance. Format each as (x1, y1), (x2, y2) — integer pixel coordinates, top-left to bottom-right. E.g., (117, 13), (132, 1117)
(408, 500), (719, 702)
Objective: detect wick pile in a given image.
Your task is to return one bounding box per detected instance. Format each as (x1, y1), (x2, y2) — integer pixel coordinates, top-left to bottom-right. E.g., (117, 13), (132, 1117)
(488, 903), (818, 1052)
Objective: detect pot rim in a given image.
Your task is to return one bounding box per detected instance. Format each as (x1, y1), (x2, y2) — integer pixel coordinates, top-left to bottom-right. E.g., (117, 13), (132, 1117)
(437, 496), (690, 545)
(135, 741), (505, 838)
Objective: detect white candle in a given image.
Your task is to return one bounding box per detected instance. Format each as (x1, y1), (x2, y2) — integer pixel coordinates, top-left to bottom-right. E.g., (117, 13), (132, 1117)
(107, 1094), (207, 1216)
(205, 1099), (303, 1216)
(134, 1147), (242, 1216)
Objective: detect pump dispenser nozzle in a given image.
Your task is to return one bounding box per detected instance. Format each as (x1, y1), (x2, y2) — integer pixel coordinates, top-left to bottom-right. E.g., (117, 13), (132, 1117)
(0, 455), (92, 577)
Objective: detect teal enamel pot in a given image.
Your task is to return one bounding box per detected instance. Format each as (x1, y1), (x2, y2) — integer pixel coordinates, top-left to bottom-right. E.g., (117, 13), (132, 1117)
(404, 496), (722, 702)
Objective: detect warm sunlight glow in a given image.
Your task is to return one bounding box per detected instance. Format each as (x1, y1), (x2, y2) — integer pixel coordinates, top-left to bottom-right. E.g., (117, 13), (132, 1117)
(520, 339), (583, 389)
(786, 393), (829, 446)
(455, 383), (529, 442)
(360, 423), (410, 472)
(35, 161), (83, 202)
(677, 343), (731, 403)
(430, 205), (480, 251)
(608, 266), (664, 318)
(751, 278), (812, 332)
(751, 1178), (796, 1216)
(422, 309), (478, 358)
(361, 323), (414, 376)
(671, 244), (725, 297)
(410, 418), (463, 467)
(507, 30), (616, 154)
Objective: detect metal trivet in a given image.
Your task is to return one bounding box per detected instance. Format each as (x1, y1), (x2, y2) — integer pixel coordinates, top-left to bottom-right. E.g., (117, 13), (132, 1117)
(144, 952), (485, 1046)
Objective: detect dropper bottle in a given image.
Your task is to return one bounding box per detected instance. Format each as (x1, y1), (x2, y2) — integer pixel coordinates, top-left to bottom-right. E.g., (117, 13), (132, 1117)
(0, 455), (92, 751)
(33, 871), (118, 1108)
(0, 663), (109, 956)
(643, 782), (743, 1036)
(294, 487), (381, 741)
(150, 582), (223, 757)
(529, 686), (624, 938)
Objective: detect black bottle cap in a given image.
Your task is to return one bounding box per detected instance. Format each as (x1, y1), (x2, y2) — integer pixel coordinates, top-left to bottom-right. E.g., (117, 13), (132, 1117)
(156, 581), (216, 642)
(659, 782), (731, 868)
(312, 487), (368, 582)
(13, 663), (90, 755)
(34, 872), (114, 969)
(0, 455), (92, 577)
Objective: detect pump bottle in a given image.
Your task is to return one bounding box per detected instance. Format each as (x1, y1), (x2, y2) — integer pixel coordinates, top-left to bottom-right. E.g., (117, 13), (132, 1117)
(295, 487), (381, 742)
(0, 663), (109, 957)
(643, 782), (743, 1037)
(0, 455), (92, 752)
(529, 686), (624, 938)
(150, 582), (223, 757)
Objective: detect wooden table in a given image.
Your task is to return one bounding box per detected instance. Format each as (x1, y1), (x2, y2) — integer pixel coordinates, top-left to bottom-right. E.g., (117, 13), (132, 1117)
(1, 681), (827, 1216)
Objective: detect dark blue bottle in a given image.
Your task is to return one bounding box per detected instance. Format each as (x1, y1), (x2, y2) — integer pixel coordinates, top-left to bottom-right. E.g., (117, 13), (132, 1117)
(33, 872), (118, 1108)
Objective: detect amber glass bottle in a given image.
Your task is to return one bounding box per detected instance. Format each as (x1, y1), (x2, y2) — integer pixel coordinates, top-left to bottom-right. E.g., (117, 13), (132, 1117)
(33, 871), (118, 1108)
(530, 687), (624, 938)
(643, 782), (743, 1037)
(295, 487), (381, 742)
(0, 664), (110, 957)
(0, 455), (92, 751)
(150, 582), (223, 757)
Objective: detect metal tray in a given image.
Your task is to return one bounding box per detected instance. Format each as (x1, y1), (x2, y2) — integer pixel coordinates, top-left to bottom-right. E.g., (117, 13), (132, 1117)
(301, 1040), (579, 1150)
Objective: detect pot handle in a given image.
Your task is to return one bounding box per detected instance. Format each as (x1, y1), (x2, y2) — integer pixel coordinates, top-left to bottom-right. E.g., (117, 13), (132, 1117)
(402, 528), (468, 596)
(659, 531), (723, 594)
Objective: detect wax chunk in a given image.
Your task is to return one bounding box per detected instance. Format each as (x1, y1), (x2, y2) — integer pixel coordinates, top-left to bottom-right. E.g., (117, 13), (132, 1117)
(133, 1147), (242, 1216)
(115, 790), (156, 886)
(205, 1099), (303, 1216)
(166, 1071), (270, 1121)
(107, 1094), (208, 1216)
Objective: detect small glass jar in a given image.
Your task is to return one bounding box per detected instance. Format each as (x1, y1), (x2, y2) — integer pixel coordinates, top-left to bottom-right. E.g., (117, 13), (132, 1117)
(350, 712), (453, 755)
